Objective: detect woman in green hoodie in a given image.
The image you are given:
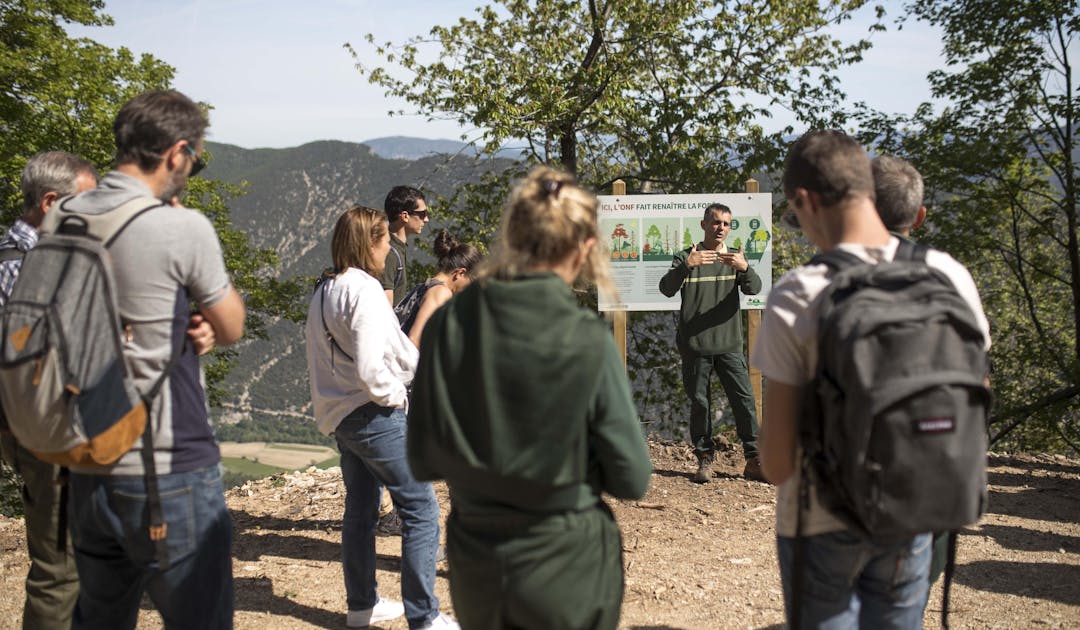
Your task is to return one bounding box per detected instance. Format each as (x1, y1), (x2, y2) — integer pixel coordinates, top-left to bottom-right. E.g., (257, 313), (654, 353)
(407, 166), (652, 630)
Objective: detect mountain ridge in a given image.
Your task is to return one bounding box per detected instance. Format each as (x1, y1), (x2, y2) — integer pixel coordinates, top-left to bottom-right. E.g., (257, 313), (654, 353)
(202, 139), (510, 435)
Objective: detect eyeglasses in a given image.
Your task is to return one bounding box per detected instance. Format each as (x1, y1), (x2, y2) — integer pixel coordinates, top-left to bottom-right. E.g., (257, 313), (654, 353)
(183, 145), (206, 177)
(409, 209), (428, 220)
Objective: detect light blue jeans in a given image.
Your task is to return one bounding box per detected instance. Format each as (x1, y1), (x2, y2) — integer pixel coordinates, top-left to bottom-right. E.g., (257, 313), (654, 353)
(68, 464), (234, 630)
(335, 403), (441, 629)
(777, 530), (931, 629)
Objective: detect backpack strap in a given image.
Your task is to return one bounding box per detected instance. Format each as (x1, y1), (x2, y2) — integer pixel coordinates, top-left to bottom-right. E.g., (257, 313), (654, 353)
(389, 245), (404, 303)
(792, 454), (810, 630)
(895, 239), (930, 263)
(136, 291), (193, 571)
(941, 529), (959, 629)
(316, 276), (355, 363)
(48, 195), (165, 243)
(810, 238), (930, 271)
(0, 246), (25, 263)
(808, 247), (865, 272)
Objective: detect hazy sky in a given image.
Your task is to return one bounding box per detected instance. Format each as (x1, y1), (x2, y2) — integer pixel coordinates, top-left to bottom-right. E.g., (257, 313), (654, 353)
(68, 1), (946, 149)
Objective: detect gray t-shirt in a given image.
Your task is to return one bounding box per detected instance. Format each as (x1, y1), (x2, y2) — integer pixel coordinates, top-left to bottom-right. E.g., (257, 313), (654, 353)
(64, 171), (232, 475)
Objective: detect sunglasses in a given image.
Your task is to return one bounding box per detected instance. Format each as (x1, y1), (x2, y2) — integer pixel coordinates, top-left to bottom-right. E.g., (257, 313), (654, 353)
(408, 209), (428, 220)
(183, 145), (206, 177)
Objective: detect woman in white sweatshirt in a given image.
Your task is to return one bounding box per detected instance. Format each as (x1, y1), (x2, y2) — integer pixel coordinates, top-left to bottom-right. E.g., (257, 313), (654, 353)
(305, 205), (457, 630)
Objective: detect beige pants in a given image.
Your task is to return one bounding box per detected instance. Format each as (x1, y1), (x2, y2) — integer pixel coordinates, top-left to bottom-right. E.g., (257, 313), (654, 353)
(379, 487), (394, 517)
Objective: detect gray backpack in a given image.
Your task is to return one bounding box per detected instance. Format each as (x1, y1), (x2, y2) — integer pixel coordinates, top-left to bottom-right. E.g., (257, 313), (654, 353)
(0, 196), (166, 466)
(799, 240), (991, 541)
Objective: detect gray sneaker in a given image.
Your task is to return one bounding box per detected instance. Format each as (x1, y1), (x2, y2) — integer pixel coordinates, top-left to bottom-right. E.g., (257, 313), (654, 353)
(375, 510), (403, 537)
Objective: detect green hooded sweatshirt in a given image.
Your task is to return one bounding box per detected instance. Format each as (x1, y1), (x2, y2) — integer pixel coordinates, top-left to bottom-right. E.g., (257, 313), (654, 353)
(407, 272), (651, 517)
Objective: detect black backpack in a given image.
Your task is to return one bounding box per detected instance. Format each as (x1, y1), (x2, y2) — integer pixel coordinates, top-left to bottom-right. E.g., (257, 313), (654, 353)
(793, 240), (991, 629)
(394, 279), (444, 335)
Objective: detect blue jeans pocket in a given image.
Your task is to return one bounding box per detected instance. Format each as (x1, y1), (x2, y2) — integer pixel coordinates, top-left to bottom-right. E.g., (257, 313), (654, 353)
(113, 483), (197, 563)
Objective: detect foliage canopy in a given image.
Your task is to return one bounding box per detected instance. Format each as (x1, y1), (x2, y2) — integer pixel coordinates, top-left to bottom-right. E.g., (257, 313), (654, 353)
(857, 0), (1079, 453)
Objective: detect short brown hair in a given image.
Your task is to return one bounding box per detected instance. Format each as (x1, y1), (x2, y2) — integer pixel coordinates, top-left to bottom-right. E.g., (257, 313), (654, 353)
(703, 203), (731, 221)
(330, 206), (388, 278)
(782, 130), (874, 207)
(114, 90), (208, 171)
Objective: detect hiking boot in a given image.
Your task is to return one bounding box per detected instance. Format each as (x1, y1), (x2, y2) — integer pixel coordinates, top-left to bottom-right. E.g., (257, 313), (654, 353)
(693, 451), (715, 484)
(347, 597), (405, 627)
(743, 456), (767, 483)
(375, 510), (403, 537)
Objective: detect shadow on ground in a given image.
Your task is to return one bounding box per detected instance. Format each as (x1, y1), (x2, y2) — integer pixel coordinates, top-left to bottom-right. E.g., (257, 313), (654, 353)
(957, 560), (1080, 606)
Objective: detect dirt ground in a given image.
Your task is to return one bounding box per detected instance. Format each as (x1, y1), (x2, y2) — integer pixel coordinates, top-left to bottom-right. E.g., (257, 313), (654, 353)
(0, 439), (1077, 629)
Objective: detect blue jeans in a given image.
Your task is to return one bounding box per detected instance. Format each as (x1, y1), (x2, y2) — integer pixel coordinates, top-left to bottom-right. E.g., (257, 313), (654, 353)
(335, 404), (441, 629)
(777, 531), (931, 629)
(67, 463), (234, 630)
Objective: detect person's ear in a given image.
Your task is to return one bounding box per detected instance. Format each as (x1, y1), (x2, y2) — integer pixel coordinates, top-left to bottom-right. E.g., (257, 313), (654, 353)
(39, 191), (60, 214)
(579, 237), (596, 265)
(912, 205), (927, 230)
(165, 140), (187, 172)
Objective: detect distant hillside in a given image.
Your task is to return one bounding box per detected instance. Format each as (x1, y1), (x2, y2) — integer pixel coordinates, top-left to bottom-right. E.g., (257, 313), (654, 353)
(362, 135), (525, 161)
(203, 140), (512, 437)
(362, 136), (475, 160)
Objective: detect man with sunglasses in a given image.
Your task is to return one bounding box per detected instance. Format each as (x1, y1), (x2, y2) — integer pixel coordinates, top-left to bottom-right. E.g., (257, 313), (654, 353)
(61, 90), (245, 630)
(381, 185), (429, 307)
(373, 185), (429, 538)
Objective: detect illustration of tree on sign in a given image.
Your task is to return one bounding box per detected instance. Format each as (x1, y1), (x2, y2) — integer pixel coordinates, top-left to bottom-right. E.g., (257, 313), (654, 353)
(610, 223), (631, 254)
(683, 228), (693, 250)
(744, 227), (771, 260)
(645, 224), (663, 255)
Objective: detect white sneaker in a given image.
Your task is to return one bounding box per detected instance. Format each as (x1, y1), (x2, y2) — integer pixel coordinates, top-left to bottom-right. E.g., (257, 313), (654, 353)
(418, 612), (460, 629)
(346, 598), (405, 627)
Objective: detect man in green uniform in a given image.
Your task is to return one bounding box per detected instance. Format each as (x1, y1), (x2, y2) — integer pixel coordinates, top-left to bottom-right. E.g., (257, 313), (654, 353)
(659, 203), (763, 483)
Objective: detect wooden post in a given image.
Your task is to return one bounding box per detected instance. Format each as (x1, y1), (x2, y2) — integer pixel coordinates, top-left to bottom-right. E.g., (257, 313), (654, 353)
(745, 178), (763, 425)
(612, 179), (628, 369)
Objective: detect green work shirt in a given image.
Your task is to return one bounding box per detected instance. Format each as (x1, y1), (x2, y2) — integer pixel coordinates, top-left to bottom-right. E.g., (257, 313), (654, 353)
(408, 272), (651, 518)
(658, 242), (762, 355)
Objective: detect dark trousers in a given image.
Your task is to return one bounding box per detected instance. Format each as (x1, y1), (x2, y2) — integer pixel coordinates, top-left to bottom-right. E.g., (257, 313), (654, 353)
(0, 431), (79, 630)
(681, 351), (759, 458)
(446, 503), (624, 630)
